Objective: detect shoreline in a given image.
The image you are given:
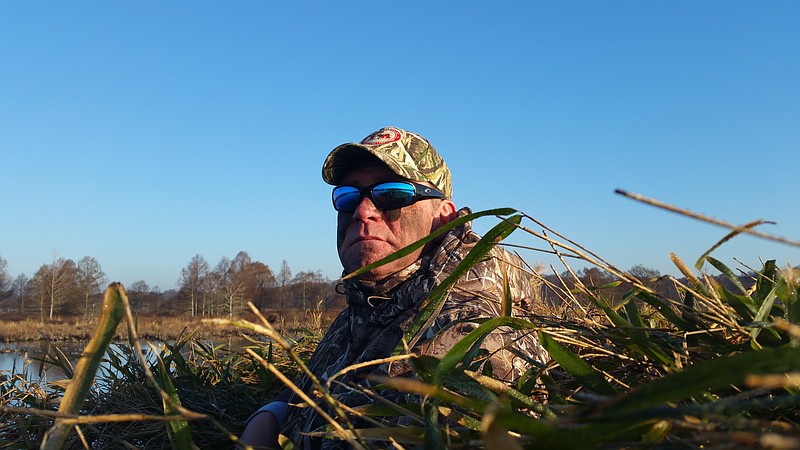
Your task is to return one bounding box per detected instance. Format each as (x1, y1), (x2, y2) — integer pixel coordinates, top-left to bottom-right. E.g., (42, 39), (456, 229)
(0, 315), (251, 343)
(0, 310), (336, 343)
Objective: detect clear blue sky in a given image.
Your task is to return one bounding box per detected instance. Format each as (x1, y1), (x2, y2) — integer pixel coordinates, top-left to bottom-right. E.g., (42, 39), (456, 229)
(2, 2), (798, 290)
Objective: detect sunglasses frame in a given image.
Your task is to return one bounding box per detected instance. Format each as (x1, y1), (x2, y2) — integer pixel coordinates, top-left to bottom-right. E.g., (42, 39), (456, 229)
(332, 181), (445, 212)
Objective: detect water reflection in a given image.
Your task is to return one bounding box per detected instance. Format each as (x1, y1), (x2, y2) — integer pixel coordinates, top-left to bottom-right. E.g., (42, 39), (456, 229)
(0, 340), (86, 382)
(0, 337), (254, 384)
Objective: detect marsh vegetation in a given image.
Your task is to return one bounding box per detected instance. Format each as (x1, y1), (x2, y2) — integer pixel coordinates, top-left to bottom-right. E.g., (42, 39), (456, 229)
(2, 202), (799, 449)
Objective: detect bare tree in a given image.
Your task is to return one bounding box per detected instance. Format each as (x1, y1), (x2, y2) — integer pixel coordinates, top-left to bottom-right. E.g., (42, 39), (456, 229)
(214, 256), (240, 319)
(0, 256), (10, 299)
(277, 260), (292, 311)
(0, 256), (10, 312)
(205, 269), (222, 316)
(179, 254), (210, 316)
(224, 252), (253, 318)
(577, 267), (613, 287)
(213, 251), (277, 318)
(12, 274), (29, 314)
(128, 280), (150, 315)
(76, 256), (107, 317)
(32, 268), (46, 320)
(291, 270), (327, 310)
(247, 261), (276, 310)
(31, 257), (78, 319)
(629, 264), (661, 280)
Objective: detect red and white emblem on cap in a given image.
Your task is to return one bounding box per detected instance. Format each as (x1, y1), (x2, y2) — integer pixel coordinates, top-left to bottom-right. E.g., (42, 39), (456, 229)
(361, 127), (402, 146)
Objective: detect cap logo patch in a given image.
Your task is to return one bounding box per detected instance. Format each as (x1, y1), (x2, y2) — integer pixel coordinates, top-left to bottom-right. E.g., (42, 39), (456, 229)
(361, 127), (402, 146)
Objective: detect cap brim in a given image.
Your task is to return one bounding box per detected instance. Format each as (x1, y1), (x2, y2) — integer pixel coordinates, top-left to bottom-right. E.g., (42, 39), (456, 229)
(322, 143), (421, 186)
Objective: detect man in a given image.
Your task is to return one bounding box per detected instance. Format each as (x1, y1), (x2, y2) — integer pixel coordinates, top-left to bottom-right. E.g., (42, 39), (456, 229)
(241, 126), (546, 449)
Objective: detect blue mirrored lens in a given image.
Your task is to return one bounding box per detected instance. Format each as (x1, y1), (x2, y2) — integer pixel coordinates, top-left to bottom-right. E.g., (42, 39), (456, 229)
(371, 182), (416, 209)
(333, 186), (362, 212)
(332, 182), (423, 212)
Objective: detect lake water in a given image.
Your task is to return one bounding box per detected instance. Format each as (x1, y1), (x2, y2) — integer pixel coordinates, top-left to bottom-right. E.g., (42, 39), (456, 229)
(0, 340), (87, 382)
(0, 337), (253, 384)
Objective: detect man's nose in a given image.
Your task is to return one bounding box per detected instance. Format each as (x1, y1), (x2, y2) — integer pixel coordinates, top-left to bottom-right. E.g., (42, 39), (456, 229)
(352, 194), (382, 220)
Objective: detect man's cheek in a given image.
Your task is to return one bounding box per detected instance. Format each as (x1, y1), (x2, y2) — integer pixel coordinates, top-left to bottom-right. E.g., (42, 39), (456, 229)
(337, 214), (350, 249)
(384, 209), (401, 222)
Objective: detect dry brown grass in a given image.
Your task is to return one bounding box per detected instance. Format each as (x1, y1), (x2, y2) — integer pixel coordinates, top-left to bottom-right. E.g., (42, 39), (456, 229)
(0, 309), (341, 343)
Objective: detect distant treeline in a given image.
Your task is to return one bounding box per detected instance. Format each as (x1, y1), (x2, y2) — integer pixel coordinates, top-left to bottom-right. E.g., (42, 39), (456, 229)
(0, 253), (783, 321)
(0, 252), (345, 320)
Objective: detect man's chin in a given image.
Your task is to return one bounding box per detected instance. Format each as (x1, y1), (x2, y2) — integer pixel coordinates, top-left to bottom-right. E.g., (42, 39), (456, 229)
(341, 242), (389, 264)
(344, 258), (387, 275)
(352, 271), (382, 281)
(341, 255), (396, 280)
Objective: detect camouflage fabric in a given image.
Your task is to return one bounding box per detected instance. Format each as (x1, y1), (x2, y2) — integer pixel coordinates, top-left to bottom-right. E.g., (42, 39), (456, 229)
(322, 126), (453, 198)
(280, 208), (547, 449)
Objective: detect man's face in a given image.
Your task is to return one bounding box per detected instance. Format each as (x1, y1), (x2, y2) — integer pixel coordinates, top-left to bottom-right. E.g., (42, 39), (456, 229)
(337, 162), (453, 281)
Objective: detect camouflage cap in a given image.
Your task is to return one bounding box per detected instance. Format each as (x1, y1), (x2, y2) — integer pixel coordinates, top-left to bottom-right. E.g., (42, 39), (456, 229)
(322, 126), (453, 198)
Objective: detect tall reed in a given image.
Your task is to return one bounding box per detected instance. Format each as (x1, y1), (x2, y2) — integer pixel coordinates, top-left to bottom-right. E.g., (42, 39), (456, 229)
(230, 204), (800, 449)
(2, 198), (797, 449)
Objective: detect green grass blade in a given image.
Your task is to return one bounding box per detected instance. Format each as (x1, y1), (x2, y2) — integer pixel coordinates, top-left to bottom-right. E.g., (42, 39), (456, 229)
(755, 260), (778, 308)
(634, 291), (696, 332)
(467, 369), (555, 419)
(538, 331), (617, 395)
(749, 284), (780, 346)
(433, 316), (537, 384)
(586, 292), (674, 366)
(344, 208), (517, 280)
(719, 288), (757, 322)
(501, 265), (512, 318)
(423, 402), (444, 450)
(586, 291), (632, 329)
(399, 214), (523, 351)
(40, 283), (127, 450)
(705, 256), (747, 294)
(442, 369), (498, 404)
(777, 273), (800, 337)
(623, 297), (645, 329)
(598, 344), (800, 419)
(621, 299), (675, 367)
(156, 352), (195, 450)
(489, 408), (585, 449)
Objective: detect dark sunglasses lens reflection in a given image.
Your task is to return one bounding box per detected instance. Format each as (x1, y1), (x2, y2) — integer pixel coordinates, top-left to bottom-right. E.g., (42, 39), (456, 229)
(371, 183), (416, 209)
(333, 182), (418, 212)
(333, 187), (362, 212)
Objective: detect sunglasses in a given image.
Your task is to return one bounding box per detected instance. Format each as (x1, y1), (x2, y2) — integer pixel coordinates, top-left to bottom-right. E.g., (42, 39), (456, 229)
(332, 181), (445, 212)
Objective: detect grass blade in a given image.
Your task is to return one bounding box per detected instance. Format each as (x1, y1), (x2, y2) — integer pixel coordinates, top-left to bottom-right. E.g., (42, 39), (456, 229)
(344, 208), (517, 281)
(40, 283), (127, 450)
(433, 316), (537, 385)
(597, 344), (800, 419)
(155, 350), (195, 450)
(705, 256), (747, 294)
(400, 214), (523, 351)
(538, 331), (616, 395)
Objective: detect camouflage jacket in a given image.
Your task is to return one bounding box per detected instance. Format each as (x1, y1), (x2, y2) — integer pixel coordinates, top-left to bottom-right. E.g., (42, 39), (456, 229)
(280, 208), (547, 449)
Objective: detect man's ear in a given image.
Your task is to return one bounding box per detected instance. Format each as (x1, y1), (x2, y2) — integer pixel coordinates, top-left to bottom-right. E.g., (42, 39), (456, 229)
(435, 199), (458, 228)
